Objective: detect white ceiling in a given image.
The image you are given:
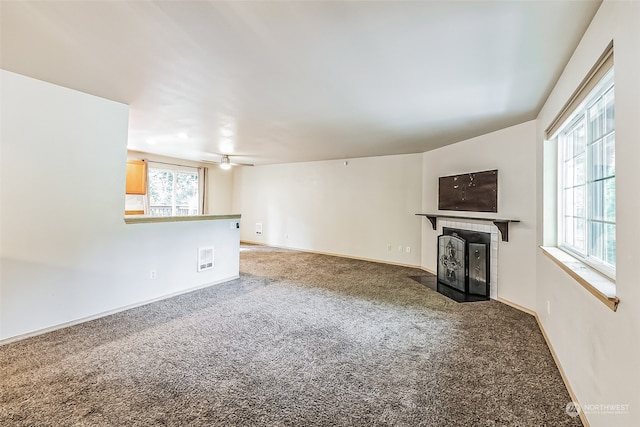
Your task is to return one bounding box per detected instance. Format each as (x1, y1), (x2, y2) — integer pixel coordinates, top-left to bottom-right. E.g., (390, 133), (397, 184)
(1, 0), (601, 165)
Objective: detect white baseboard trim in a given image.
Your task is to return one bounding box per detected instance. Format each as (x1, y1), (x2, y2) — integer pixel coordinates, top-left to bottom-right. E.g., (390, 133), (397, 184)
(241, 240), (422, 269)
(496, 297), (536, 316)
(420, 266), (436, 275)
(0, 275), (239, 346)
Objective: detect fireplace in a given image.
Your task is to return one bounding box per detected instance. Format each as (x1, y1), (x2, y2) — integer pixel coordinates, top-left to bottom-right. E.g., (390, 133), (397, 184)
(436, 227), (491, 302)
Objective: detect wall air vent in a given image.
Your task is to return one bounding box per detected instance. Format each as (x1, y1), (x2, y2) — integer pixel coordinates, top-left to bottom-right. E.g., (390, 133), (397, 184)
(197, 247), (214, 272)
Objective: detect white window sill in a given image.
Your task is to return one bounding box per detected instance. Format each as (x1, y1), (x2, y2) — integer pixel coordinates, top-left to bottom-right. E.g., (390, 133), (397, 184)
(540, 246), (619, 311)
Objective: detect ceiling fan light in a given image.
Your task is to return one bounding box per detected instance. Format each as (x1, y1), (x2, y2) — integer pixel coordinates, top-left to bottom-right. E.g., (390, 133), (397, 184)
(220, 155), (232, 170)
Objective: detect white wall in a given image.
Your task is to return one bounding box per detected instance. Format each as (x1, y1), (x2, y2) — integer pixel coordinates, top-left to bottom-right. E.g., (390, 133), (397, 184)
(421, 120), (538, 310)
(0, 70), (240, 341)
(536, 1), (640, 426)
(207, 166), (234, 214)
(233, 154), (423, 266)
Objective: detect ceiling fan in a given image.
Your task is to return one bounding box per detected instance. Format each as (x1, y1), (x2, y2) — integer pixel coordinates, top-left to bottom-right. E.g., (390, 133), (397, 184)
(201, 154), (254, 170)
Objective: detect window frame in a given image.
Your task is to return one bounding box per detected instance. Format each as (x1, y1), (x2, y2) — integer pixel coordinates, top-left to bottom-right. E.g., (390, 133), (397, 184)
(147, 165), (200, 217)
(556, 68), (615, 280)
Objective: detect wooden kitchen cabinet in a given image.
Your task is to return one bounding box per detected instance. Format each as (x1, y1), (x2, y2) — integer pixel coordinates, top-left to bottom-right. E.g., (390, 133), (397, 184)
(126, 160), (147, 195)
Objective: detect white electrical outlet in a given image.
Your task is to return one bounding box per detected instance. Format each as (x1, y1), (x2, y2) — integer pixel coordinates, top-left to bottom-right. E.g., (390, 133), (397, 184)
(255, 223), (263, 235)
(546, 300), (551, 315)
(150, 270), (157, 280)
(405, 246), (411, 253)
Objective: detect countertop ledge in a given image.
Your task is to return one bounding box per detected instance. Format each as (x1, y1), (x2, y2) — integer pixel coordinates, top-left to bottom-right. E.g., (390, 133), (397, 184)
(124, 214), (241, 224)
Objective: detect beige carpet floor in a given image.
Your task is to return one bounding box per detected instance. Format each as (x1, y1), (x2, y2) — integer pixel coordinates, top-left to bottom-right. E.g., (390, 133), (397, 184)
(0, 244), (581, 426)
